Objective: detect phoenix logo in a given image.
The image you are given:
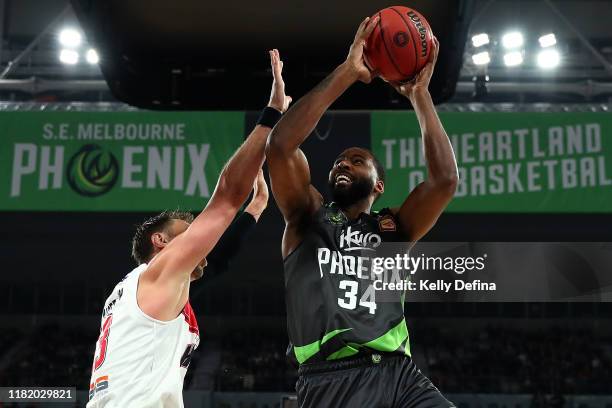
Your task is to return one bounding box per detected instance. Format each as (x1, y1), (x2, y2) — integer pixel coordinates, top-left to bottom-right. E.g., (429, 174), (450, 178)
(66, 144), (119, 197)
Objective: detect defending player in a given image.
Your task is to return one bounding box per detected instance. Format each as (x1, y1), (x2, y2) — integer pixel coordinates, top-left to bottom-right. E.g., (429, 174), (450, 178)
(87, 49), (291, 408)
(266, 18), (458, 407)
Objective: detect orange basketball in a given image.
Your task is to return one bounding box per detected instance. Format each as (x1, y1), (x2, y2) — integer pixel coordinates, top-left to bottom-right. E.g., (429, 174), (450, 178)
(364, 6), (434, 83)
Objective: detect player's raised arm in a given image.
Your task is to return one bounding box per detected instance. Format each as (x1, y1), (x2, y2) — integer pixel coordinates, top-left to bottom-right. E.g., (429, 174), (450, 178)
(138, 50), (290, 320)
(266, 17), (378, 256)
(390, 37), (459, 243)
(205, 170), (269, 275)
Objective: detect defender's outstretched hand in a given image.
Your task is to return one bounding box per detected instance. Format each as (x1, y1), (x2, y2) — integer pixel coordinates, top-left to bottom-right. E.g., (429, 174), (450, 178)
(268, 49), (292, 113)
(392, 36), (440, 98)
(344, 16), (380, 84)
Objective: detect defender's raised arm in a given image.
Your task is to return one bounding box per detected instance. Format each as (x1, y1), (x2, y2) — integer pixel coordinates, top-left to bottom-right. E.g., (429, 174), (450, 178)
(138, 50), (290, 320)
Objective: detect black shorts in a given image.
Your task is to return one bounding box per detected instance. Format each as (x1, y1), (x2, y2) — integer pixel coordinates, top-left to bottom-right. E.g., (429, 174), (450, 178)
(296, 354), (454, 408)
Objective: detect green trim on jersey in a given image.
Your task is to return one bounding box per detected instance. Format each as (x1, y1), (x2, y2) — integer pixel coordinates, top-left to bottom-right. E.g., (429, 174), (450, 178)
(362, 318), (410, 354)
(326, 343), (361, 360)
(294, 328), (353, 364)
(297, 319), (411, 364)
(403, 336), (411, 356)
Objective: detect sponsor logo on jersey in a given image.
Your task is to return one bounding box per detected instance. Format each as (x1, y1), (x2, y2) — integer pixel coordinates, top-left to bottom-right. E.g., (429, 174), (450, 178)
(379, 215), (397, 232)
(339, 226), (381, 251)
(316, 226), (383, 278)
(89, 376), (109, 400)
(325, 210), (346, 225)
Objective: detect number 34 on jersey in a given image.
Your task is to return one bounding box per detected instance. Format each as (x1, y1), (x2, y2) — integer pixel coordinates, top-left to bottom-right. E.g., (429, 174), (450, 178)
(337, 281), (377, 315)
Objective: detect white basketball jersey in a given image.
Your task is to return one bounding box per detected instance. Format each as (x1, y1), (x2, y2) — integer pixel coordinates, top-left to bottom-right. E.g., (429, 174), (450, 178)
(87, 264), (200, 408)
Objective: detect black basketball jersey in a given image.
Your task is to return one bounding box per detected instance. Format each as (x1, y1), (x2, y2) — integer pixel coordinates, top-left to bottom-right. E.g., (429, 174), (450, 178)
(284, 202), (411, 366)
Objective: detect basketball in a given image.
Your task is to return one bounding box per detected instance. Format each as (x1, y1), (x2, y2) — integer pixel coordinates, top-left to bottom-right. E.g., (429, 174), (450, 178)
(364, 6), (434, 83)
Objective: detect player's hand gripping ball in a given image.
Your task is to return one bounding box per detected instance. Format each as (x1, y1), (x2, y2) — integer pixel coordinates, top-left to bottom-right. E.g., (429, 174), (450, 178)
(364, 6), (434, 83)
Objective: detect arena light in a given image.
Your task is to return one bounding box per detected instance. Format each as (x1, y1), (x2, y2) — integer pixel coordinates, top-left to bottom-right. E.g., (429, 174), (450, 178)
(58, 28), (82, 48)
(539, 33), (557, 48)
(503, 51), (523, 67)
(472, 51), (491, 65)
(471, 33), (490, 48)
(59, 49), (79, 65)
(86, 48), (99, 64)
(537, 49), (560, 69)
(502, 31), (524, 49)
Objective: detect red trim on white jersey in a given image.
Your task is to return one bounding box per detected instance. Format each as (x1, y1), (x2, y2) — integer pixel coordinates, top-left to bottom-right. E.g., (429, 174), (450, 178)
(182, 301), (199, 336)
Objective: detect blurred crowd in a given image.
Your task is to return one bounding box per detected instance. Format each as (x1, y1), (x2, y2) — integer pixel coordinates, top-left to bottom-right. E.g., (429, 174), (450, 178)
(214, 330), (296, 391)
(212, 326), (612, 395)
(418, 326), (612, 394)
(0, 323), (610, 395)
(0, 325), (95, 390)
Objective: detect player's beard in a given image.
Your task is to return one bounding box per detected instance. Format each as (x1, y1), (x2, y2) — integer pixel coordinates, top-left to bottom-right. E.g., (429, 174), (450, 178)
(328, 176), (374, 208)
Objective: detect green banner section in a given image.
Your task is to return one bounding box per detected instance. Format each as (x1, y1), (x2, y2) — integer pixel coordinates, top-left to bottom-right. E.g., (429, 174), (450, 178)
(1, 111), (244, 211)
(372, 112), (612, 212)
(3, 110), (612, 213)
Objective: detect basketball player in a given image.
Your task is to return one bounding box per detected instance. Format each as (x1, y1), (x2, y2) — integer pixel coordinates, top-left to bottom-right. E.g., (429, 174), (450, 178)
(87, 49), (291, 408)
(266, 18), (458, 407)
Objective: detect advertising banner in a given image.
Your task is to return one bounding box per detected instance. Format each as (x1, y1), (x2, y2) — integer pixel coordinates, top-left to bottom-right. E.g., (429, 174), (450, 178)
(2, 110), (611, 212)
(372, 112), (612, 212)
(1, 111), (244, 211)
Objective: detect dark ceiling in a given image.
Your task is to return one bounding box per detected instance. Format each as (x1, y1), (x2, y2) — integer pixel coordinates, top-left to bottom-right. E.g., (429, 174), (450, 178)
(0, 0), (611, 104)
